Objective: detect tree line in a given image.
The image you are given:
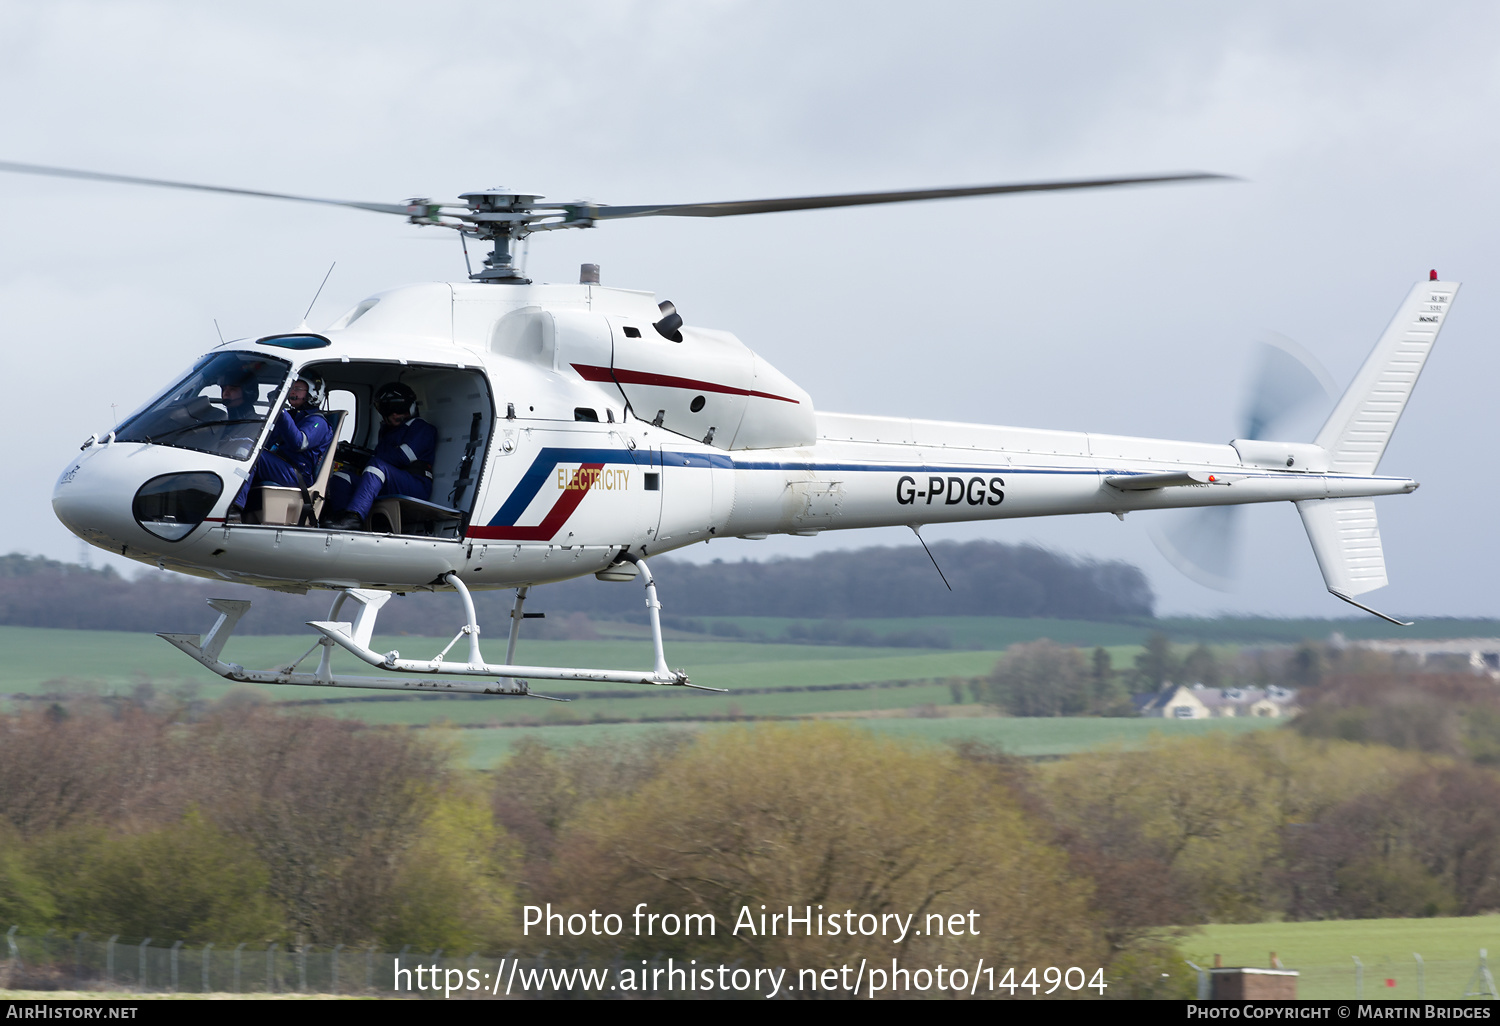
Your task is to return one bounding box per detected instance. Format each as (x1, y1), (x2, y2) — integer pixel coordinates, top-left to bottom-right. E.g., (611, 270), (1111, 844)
(973, 633), (1455, 717)
(0, 539), (1153, 636)
(977, 634), (1307, 716)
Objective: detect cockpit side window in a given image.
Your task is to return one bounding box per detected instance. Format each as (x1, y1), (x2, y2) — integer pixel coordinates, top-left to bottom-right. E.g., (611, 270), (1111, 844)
(116, 352), (291, 460)
(324, 389), (359, 444)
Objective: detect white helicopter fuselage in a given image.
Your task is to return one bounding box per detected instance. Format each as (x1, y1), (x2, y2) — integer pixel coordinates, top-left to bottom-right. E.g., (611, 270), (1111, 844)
(51, 278), (1443, 606)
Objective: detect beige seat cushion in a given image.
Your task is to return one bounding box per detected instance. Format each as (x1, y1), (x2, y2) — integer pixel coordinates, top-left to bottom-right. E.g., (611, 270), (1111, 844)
(255, 410), (346, 526)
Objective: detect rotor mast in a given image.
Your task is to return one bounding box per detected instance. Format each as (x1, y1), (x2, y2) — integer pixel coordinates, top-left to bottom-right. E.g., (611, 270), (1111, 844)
(457, 190), (548, 284)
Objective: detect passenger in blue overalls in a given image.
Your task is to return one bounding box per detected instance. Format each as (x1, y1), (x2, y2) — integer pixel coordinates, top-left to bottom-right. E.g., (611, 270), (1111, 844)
(323, 382), (437, 531)
(229, 374), (334, 520)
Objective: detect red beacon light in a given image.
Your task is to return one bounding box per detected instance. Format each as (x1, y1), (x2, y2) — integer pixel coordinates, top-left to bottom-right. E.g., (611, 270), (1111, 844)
(1431, 269), (1439, 281)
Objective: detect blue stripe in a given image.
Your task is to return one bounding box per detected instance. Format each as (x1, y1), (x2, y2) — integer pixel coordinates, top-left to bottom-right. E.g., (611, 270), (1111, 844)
(486, 446), (1406, 529)
(664, 451), (735, 470)
(730, 459), (1093, 475)
(490, 447), (641, 525)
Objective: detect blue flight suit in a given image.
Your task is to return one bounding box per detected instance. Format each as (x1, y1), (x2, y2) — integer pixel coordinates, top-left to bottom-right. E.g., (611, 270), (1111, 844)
(233, 408), (334, 509)
(326, 417), (438, 518)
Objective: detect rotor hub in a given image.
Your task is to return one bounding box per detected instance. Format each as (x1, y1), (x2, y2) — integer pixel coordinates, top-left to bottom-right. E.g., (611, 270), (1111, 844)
(455, 191), (547, 283)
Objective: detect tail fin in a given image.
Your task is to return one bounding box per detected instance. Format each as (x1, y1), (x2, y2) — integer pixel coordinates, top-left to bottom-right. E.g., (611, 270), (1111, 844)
(1295, 277), (1457, 624)
(1315, 278), (1458, 475)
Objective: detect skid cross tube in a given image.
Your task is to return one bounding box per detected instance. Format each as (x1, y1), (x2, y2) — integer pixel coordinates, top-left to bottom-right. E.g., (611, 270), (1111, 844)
(159, 597), (564, 697)
(160, 556), (712, 693)
(304, 563), (702, 687)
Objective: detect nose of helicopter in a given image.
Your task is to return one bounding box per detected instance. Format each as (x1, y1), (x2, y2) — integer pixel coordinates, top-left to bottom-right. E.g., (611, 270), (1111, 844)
(53, 444), (142, 551)
(53, 442), (233, 554)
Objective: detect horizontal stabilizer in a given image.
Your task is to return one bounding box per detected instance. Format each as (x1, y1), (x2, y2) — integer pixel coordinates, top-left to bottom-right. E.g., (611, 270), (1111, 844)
(1105, 470), (1223, 490)
(1316, 280), (1458, 475)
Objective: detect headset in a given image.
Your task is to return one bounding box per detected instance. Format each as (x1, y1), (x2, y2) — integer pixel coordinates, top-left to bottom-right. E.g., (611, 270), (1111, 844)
(375, 382), (418, 418)
(292, 371), (325, 408)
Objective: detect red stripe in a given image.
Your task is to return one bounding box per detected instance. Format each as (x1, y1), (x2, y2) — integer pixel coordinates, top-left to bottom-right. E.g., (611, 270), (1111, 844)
(571, 364), (616, 383)
(570, 363), (800, 404)
(465, 463), (604, 541)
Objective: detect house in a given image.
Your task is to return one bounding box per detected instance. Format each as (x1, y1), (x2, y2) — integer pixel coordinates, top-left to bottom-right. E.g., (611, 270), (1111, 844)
(1329, 633), (1500, 678)
(1135, 683), (1299, 720)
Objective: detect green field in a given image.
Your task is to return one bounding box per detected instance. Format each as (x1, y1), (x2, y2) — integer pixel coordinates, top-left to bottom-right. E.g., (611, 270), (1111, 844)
(684, 614), (1500, 648)
(0, 625), (1000, 700)
(0, 623), (1289, 767)
(7, 611), (1493, 701)
(1187, 916), (1500, 1000)
(690, 615), (1157, 649)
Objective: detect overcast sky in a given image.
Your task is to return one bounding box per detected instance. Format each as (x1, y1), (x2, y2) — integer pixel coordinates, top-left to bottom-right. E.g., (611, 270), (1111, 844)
(4, 1), (1498, 619)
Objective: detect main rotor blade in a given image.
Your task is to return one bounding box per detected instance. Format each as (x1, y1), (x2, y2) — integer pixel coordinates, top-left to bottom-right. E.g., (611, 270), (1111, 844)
(0, 159), (414, 216)
(582, 172), (1233, 220)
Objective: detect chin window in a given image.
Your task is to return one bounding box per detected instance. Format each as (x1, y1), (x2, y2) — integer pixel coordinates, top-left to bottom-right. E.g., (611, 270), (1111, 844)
(133, 472), (224, 541)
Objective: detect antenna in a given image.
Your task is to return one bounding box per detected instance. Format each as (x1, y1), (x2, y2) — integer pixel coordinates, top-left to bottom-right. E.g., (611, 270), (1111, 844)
(910, 526), (952, 591)
(213, 319), (224, 344)
(302, 262), (336, 323)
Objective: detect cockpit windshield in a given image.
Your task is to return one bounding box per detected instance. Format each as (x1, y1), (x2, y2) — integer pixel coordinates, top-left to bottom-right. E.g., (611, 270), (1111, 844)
(116, 352), (292, 460)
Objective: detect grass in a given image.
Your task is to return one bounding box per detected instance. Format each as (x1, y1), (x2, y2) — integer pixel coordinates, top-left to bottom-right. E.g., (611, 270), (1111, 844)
(0, 625), (1291, 756)
(7, 610), (1494, 700)
(689, 615), (1157, 649)
(0, 625), (992, 687)
(684, 614), (1500, 648)
(0, 625), (1006, 729)
(0, 625), (995, 699)
(1187, 915), (1500, 1000)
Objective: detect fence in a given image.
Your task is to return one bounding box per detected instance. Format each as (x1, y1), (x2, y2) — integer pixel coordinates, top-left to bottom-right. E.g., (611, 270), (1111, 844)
(12, 929), (1499, 1000)
(1, 928), (737, 998)
(1189, 952), (1500, 1001)
(5, 928), (409, 995)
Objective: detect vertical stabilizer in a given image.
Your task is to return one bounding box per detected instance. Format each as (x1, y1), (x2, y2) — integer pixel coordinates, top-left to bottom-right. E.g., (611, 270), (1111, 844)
(1296, 497), (1387, 597)
(1296, 497), (1410, 625)
(1315, 279), (1458, 475)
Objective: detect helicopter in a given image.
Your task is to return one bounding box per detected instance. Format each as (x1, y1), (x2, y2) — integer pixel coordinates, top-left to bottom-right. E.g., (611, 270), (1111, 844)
(12, 159), (1455, 698)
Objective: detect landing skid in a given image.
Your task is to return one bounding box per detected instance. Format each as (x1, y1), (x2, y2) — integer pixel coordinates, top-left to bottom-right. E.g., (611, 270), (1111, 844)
(159, 555), (721, 697)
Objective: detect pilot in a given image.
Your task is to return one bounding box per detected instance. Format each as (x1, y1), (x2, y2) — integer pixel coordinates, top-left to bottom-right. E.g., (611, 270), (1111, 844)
(323, 382), (437, 531)
(207, 365), (273, 461)
(218, 379), (255, 419)
(227, 373), (334, 521)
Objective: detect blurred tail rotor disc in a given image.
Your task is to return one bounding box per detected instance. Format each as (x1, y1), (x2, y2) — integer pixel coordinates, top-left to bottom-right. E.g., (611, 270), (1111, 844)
(1149, 333), (1335, 591)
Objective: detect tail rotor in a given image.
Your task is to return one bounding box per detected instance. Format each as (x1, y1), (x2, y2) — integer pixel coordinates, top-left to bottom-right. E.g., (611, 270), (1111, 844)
(1147, 334), (1334, 591)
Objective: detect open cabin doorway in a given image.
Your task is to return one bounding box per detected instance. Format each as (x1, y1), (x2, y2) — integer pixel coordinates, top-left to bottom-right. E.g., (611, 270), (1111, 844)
(300, 360), (495, 538)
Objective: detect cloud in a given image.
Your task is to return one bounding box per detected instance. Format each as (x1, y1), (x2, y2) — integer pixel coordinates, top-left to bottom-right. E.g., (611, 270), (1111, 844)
(3, 0), (1496, 615)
